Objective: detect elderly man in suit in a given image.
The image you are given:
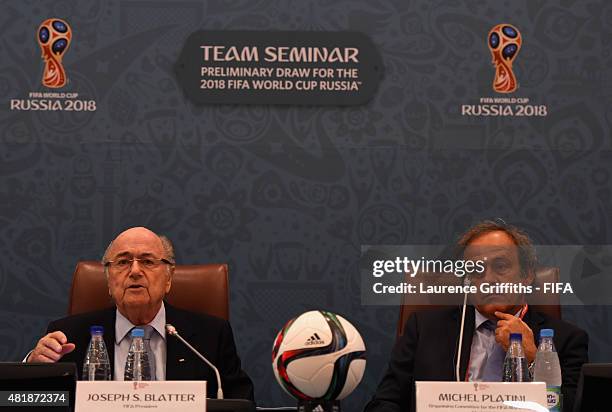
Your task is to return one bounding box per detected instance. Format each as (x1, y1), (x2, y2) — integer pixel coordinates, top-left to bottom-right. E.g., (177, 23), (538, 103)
(364, 220), (588, 412)
(28, 226), (254, 400)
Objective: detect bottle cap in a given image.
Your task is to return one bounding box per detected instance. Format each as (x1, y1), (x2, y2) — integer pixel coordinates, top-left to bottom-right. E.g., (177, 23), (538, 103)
(131, 328), (145, 337)
(509, 333), (522, 341)
(540, 328), (554, 338)
(90, 325), (104, 335)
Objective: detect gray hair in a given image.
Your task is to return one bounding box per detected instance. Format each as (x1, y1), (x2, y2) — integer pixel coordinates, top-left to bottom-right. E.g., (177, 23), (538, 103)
(159, 235), (175, 264)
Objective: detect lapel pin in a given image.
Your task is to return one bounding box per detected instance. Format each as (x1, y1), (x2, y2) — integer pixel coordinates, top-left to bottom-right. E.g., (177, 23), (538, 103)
(178, 358), (185, 362)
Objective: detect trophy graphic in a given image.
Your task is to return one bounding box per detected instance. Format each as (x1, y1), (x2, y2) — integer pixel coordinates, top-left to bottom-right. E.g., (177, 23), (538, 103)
(488, 24), (521, 93)
(37, 18), (72, 88)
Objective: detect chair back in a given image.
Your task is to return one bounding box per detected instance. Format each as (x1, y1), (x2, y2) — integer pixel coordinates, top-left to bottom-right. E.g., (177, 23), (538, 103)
(67, 261), (229, 320)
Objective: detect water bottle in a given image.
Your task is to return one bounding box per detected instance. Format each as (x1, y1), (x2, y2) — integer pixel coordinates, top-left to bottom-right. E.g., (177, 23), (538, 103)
(82, 325), (111, 380)
(502, 333), (529, 382)
(533, 329), (562, 412)
(124, 328), (152, 381)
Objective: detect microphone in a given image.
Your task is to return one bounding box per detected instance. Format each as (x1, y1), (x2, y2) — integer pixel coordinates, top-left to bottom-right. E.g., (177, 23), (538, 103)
(165, 324), (224, 399)
(455, 275), (470, 382)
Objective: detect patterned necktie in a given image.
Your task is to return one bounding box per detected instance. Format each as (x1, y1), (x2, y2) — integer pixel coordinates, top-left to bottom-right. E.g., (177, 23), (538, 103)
(481, 320), (505, 381)
(142, 325), (157, 381)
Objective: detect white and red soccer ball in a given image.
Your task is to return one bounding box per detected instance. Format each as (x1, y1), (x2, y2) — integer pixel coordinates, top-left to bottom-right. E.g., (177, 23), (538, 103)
(272, 310), (366, 401)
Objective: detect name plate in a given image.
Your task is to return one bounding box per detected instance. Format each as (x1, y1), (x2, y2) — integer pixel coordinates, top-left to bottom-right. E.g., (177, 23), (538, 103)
(416, 381), (547, 412)
(76, 381), (206, 412)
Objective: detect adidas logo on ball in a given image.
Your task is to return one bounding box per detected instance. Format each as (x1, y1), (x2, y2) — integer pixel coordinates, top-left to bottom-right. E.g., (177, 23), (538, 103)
(304, 333), (325, 345)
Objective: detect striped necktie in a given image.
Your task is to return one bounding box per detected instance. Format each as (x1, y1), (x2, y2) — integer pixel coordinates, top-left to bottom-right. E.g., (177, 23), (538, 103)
(481, 320), (505, 381)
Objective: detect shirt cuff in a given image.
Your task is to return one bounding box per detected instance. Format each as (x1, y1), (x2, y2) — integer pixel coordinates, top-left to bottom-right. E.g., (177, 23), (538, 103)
(22, 350), (33, 363)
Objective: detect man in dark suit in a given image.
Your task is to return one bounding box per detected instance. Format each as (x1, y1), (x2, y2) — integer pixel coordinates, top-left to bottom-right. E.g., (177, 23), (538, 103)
(27, 227), (254, 400)
(364, 220), (588, 412)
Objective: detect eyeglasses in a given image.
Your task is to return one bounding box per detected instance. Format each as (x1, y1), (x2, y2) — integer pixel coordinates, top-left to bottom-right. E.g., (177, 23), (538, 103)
(105, 257), (173, 272)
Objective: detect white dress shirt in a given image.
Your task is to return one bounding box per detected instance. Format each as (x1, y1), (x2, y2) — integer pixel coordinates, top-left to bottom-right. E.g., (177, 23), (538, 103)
(467, 309), (496, 381)
(114, 302), (166, 380)
(467, 308), (522, 381)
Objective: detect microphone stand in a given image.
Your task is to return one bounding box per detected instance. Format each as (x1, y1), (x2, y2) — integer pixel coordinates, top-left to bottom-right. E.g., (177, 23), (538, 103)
(166, 324), (224, 399)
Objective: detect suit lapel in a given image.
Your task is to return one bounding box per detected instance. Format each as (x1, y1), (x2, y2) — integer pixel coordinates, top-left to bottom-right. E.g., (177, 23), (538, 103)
(166, 330), (192, 379)
(164, 304), (197, 380)
(455, 306), (476, 381)
(103, 309), (116, 368)
(523, 307), (545, 339)
(451, 306), (476, 381)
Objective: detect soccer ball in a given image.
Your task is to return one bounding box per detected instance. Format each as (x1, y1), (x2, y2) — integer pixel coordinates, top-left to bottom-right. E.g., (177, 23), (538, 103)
(272, 310), (366, 401)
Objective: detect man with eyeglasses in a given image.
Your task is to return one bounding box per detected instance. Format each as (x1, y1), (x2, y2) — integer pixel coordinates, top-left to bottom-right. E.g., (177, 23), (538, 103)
(27, 226), (254, 400)
(364, 220), (588, 412)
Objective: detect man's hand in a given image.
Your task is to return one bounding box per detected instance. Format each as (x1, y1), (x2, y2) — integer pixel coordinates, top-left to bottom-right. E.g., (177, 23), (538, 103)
(494, 311), (537, 363)
(28, 331), (76, 363)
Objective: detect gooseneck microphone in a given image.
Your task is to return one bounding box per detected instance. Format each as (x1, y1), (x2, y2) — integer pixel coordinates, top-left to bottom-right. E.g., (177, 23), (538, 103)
(165, 324), (224, 399)
(455, 276), (470, 382)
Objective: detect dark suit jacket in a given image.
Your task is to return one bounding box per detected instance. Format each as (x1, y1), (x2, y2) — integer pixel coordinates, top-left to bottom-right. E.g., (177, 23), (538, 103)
(47, 303), (254, 401)
(364, 307), (588, 412)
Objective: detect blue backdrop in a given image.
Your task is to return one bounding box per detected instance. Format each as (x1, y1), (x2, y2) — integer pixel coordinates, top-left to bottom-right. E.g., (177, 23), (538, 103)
(1, 0), (611, 409)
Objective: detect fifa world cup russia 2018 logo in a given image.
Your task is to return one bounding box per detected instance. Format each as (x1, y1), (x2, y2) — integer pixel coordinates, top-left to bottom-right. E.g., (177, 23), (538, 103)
(488, 24), (521, 93)
(37, 18), (72, 88)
